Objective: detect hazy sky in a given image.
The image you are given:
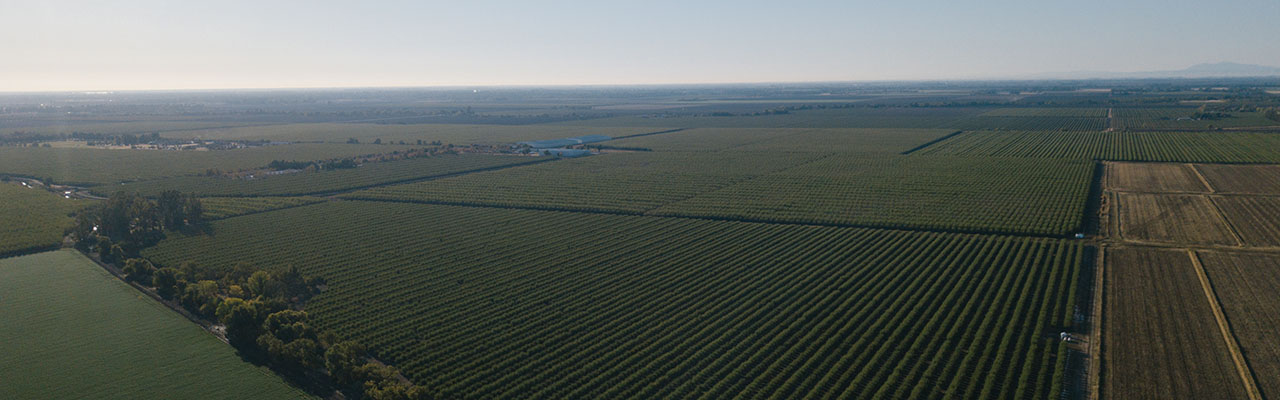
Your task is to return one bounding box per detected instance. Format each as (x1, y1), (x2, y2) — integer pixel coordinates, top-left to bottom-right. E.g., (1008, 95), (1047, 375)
(3, 0), (1278, 91)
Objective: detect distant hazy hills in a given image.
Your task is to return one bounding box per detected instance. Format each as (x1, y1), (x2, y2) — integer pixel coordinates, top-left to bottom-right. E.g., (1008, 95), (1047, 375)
(1023, 62), (1280, 80)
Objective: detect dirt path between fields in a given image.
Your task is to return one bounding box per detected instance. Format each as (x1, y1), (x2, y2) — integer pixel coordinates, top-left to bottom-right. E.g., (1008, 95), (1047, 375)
(1186, 250), (1263, 400)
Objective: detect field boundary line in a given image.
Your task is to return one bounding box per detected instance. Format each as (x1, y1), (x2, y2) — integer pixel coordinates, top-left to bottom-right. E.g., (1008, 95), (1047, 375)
(899, 130), (964, 155)
(1188, 164), (1216, 193)
(1186, 249), (1263, 400)
(342, 196), (1073, 239)
(607, 128), (686, 140)
(1088, 245), (1105, 400)
(1204, 195), (1247, 247)
(1109, 190), (1280, 198)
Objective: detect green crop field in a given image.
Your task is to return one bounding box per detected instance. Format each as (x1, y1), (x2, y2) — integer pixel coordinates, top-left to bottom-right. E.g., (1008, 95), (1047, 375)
(0, 143), (413, 186)
(113, 154), (549, 197)
(951, 116), (1107, 131)
(978, 108), (1108, 118)
(0, 183), (91, 257)
(346, 152), (1092, 236)
(145, 201), (1083, 400)
(912, 130), (1280, 162)
(199, 196), (326, 219)
(1113, 108), (1277, 130)
(554, 107), (989, 129)
(3, 120), (272, 136)
(163, 123), (661, 144)
(600, 127), (953, 153)
(0, 250), (309, 399)
(344, 151), (824, 213)
(653, 156), (1095, 236)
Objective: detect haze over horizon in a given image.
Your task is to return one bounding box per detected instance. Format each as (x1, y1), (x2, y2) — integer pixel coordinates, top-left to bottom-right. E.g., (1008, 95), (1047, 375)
(4, 0), (1279, 92)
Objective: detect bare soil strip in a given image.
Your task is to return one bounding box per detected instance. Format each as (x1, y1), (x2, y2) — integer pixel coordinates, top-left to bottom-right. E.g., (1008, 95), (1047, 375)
(1187, 250), (1263, 400)
(1189, 164), (1217, 193)
(1204, 195), (1248, 247)
(1102, 247), (1248, 400)
(1212, 196), (1280, 247)
(1116, 193), (1238, 246)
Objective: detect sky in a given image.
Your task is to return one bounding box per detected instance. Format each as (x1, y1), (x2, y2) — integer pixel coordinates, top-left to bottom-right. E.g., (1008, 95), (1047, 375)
(2, 0), (1278, 91)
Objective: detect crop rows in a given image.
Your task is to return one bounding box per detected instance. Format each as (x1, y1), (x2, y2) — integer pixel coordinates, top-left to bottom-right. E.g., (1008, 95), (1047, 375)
(654, 156), (1095, 236)
(0, 183), (89, 257)
(199, 196), (326, 220)
(978, 108), (1108, 118)
(345, 152), (824, 213)
(604, 128), (952, 153)
(1104, 247), (1249, 399)
(0, 143), (411, 185)
(1112, 108), (1276, 130)
(145, 201), (1083, 400)
(950, 116), (1107, 132)
(115, 154), (546, 197)
(1197, 251), (1280, 399)
(913, 130), (1280, 162)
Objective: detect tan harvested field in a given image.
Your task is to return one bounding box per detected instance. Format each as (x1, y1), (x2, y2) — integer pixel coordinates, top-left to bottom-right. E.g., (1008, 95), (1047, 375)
(1198, 251), (1280, 400)
(1212, 196), (1280, 247)
(1117, 193), (1238, 245)
(1196, 164), (1280, 194)
(1103, 247), (1250, 400)
(1106, 162), (1208, 192)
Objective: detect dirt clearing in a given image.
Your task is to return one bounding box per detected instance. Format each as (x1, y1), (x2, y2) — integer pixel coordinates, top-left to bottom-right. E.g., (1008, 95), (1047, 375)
(1103, 247), (1250, 400)
(1117, 193), (1238, 245)
(1198, 251), (1280, 400)
(1196, 164), (1280, 195)
(1211, 196), (1280, 247)
(1106, 162), (1210, 192)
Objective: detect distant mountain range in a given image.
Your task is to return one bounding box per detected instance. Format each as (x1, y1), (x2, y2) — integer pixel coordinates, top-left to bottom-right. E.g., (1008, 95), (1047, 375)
(1022, 62), (1280, 80)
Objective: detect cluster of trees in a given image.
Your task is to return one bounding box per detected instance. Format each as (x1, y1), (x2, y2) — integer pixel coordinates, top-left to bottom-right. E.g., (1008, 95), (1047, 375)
(73, 132), (163, 146)
(1266, 107), (1279, 123)
(75, 191), (203, 257)
(267, 159), (357, 171)
(114, 257), (430, 398)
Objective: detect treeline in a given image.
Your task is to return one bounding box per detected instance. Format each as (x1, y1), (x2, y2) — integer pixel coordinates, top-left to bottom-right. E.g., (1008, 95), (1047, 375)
(74, 192), (433, 399)
(268, 159), (357, 171)
(73, 191), (204, 257)
(112, 256), (433, 399)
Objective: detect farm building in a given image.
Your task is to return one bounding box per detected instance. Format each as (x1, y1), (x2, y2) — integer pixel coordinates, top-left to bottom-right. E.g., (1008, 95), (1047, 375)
(518, 135), (612, 149)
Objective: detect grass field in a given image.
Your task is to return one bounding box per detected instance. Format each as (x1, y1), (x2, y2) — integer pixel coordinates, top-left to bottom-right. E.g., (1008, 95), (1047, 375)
(1198, 251), (1280, 399)
(1103, 247), (1249, 400)
(0, 250), (309, 399)
(145, 201), (1084, 400)
(912, 130), (1280, 162)
(0, 183), (91, 257)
